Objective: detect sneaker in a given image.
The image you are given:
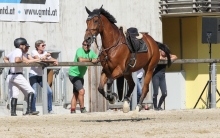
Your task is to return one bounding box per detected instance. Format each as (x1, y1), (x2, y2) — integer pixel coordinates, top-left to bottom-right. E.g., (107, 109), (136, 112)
(24, 111), (39, 115)
(48, 110), (55, 114)
(71, 110), (76, 114)
(32, 111), (40, 115)
(80, 107), (87, 113)
(157, 107), (164, 111)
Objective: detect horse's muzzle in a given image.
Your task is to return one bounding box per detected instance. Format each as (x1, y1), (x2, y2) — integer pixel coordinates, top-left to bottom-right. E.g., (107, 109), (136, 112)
(84, 36), (94, 45)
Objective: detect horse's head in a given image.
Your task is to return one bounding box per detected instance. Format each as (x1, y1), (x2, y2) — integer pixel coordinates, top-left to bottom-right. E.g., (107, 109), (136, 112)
(84, 5), (117, 45)
(84, 5), (104, 45)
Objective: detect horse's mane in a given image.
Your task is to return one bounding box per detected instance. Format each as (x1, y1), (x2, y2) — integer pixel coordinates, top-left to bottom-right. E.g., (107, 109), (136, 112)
(92, 8), (117, 24)
(156, 41), (172, 67)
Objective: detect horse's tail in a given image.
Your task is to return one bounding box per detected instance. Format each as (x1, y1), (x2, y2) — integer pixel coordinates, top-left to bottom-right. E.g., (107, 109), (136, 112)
(156, 41), (172, 67)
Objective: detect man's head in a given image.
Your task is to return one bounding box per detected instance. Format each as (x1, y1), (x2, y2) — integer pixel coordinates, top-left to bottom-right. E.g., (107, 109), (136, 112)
(23, 43), (30, 53)
(82, 40), (91, 52)
(14, 37), (30, 52)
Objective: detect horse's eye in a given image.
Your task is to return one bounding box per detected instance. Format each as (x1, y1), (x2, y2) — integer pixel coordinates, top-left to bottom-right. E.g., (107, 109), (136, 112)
(94, 20), (98, 23)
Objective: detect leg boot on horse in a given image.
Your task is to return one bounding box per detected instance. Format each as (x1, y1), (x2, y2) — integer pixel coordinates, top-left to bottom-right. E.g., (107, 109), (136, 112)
(98, 73), (118, 104)
(122, 74), (135, 113)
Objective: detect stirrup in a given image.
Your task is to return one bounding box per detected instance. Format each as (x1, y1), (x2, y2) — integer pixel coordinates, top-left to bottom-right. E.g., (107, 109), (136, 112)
(128, 58), (136, 68)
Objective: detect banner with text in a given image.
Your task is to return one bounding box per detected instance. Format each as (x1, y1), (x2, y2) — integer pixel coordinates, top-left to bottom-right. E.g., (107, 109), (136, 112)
(0, 0), (59, 22)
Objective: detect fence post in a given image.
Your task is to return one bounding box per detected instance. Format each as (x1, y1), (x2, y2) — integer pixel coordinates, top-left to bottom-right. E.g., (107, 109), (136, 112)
(42, 67), (48, 114)
(211, 63), (216, 108)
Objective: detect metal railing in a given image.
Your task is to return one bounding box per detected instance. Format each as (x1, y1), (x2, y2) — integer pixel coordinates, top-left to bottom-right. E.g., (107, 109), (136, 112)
(159, 0), (220, 16)
(0, 59), (219, 114)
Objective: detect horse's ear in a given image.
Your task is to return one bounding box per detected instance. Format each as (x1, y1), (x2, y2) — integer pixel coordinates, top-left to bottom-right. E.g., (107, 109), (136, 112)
(98, 5), (103, 14)
(85, 6), (91, 14)
(100, 5), (103, 10)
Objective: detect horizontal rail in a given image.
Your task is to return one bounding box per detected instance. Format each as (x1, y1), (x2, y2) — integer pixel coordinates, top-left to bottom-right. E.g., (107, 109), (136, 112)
(160, 1), (220, 6)
(160, 2), (207, 6)
(160, 12), (220, 16)
(160, 7), (195, 11)
(161, 59), (220, 64)
(160, 6), (220, 11)
(1, 59), (220, 67)
(160, 12), (193, 15)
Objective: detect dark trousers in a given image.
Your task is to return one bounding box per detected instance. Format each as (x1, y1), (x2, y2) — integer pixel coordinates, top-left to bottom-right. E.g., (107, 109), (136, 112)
(152, 71), (167, 108)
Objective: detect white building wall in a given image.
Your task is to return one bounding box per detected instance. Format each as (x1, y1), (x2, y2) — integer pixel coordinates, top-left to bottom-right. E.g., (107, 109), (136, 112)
(0, 0), (162, 114)
(0, 0), (162, 59)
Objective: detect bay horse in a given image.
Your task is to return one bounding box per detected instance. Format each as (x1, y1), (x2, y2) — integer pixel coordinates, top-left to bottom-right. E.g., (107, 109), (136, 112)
(84, 5), (171, 113)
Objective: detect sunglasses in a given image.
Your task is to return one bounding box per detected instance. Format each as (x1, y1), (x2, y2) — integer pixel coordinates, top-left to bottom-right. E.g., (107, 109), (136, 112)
(83, 44), (90, 47)
(40, 44), (46, 47)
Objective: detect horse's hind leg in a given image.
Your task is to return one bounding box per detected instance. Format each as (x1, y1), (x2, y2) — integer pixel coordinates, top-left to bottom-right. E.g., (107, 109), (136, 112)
(122, 74), (135, 113)
(137, 67), (154, 110)
(98, 72), (118, 104)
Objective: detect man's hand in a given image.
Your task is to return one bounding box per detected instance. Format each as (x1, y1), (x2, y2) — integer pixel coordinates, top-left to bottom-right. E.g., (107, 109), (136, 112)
(53, 60), (58, 65)
(3, 57), (9, 63)
(40, 56), (47, 60)
(46, 53), (51, 57)
(40, 53), (51, 60)
(91, 58), (99, 63)
(23, 60), (30, 65)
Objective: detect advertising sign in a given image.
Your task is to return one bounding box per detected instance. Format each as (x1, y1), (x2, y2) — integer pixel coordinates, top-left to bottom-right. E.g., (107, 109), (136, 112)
(0, 0), (59, 22)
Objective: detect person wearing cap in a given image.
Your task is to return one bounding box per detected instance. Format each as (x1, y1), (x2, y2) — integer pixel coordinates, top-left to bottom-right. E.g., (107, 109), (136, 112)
(29, 40), (58, 114)
(22, 43), (41, 64)
(3, 37), (40, 116)
(68, 40), (98, 114)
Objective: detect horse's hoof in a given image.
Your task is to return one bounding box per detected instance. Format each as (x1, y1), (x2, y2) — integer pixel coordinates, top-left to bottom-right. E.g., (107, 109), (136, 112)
(131, 106), (140, 119)
(109, 93), (118, 104)
(122, 101), (130, 113)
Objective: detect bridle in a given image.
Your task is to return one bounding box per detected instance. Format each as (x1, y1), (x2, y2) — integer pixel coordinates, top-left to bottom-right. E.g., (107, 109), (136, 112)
(85, 14), (126, 63)
(86, 15), (104, 45)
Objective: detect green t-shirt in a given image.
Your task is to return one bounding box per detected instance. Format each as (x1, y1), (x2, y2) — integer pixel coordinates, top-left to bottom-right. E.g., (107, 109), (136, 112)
(69, 47), (98, 78)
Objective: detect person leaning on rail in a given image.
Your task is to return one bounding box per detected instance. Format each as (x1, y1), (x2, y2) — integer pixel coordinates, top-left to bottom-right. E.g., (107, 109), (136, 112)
(152, 42), (177, 111)
(29, 40), (58, 114)
(3, 37), (40, 116)
(68, 40), (98, 114)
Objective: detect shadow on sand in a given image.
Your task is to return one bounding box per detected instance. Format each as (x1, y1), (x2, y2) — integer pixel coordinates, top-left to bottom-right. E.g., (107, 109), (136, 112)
(80, 117), (153, 122)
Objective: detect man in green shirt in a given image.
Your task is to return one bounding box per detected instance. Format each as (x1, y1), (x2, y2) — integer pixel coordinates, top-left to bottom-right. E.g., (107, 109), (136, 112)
(69, 40), (98, 113)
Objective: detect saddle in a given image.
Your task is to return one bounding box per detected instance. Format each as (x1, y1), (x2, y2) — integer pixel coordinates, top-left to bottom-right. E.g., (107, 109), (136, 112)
(122, 27), (148, 73)
(126, 27), (148, 53)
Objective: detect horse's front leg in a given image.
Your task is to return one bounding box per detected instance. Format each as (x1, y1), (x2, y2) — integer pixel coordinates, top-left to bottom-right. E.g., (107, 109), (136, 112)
(98, 72), (118, 104)
(122, 74), (135, 113)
